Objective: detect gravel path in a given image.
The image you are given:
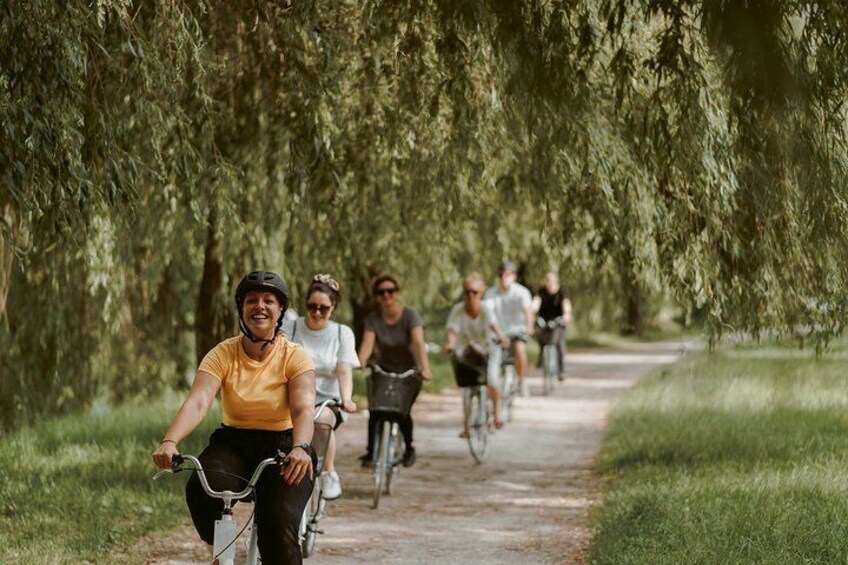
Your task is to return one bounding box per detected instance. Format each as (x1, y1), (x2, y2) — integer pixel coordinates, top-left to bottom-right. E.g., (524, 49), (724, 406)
(141, 341), (687, 564)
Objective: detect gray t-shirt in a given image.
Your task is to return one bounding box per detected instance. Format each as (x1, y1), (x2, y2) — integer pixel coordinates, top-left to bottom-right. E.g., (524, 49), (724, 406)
(364, 307), (424, 372)
(282, 318), (360, 402)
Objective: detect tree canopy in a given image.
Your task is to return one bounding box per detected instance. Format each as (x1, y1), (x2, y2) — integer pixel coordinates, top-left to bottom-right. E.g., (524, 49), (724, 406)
(2, 0), (847, 429)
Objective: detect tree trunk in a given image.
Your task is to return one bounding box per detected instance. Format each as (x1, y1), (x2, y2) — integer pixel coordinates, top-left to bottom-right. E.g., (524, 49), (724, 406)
(195, 211), (232, 367)
(0, 204), (16, 318)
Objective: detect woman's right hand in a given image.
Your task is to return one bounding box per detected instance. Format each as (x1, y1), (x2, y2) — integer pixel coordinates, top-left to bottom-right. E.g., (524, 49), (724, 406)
(152, 441), (180, 469)
(341, 399), (357, 413)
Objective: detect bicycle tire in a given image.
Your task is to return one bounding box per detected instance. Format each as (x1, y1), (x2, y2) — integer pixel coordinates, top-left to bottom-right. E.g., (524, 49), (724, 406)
(504, 366), (517, 422)
(467, 386), (490, 463)
(301, 482), (322, 557)
(543, 344), (557, 395)
(385, 423), (402, 494)
(372, 420), (391, 508)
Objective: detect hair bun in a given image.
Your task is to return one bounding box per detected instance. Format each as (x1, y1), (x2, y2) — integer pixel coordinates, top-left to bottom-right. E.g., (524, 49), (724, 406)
(312, 273), (340, 292)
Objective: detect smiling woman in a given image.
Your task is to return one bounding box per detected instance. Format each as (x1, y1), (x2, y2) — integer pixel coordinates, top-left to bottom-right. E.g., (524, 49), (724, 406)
(151, 271), (318, 565)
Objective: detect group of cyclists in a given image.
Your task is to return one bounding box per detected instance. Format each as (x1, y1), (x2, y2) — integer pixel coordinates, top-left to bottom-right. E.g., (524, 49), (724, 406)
(151, 263), (571, 564)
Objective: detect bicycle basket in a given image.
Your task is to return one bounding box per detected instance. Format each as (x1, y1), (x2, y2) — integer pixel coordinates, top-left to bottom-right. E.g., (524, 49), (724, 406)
(367, 371), (422, 417)
(312, 422), (333, 475)
(453, 358), (487, 387)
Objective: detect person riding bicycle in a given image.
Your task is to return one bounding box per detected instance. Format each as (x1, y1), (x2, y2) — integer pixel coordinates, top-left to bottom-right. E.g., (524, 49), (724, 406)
(532, 271), (573, 380)
(357, 273), (432, 467)
(152, 270), (316, 565)
(442, 272), (509, 432)
(483, 261), (534, 397)
(283, 274), (358, 501)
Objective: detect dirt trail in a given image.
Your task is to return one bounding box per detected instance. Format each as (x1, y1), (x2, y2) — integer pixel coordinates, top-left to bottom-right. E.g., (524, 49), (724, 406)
(141, 341), (687, 565)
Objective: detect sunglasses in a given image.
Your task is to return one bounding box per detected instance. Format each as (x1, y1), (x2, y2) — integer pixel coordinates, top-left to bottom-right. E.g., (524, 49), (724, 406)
(374, 287), (399, 297)
(306, 303), (332, 314)
(464, 289), (482, 296)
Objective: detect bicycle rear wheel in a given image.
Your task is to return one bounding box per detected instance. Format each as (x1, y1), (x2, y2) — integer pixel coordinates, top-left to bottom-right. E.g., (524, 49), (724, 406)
(466, 386), (490, 463)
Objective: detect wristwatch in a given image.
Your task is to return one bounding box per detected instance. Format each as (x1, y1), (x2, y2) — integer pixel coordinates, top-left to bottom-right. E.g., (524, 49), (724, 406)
(291, 442), (313, 456)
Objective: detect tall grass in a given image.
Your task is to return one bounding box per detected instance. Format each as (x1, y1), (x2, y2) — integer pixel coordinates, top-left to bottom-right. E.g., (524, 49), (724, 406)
(591, 345), (848, 564)
(0, 391), (220, 563)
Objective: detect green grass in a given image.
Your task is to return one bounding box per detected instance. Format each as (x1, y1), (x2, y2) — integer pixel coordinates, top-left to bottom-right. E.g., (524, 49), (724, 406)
(0, 390), (221, 564)
(591, 345), (848, 564)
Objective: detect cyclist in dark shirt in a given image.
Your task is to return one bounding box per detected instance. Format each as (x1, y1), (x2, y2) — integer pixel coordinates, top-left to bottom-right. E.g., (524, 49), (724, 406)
(532, 272), (573, 379)
(357, 274), (432, 467)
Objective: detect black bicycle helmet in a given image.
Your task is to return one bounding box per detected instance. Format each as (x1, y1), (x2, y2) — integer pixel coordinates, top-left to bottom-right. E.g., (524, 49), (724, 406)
(235, 270), (290, 347)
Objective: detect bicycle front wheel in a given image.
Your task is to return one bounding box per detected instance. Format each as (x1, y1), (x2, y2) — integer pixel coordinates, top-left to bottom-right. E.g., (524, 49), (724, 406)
(543, 344), (557, 395)
(385, 422), (402, 494)
(466, 386), (490, 463)
(301, 481), (323, 557)
(372, 419), (391, 509)
(503, 366), (517, 422)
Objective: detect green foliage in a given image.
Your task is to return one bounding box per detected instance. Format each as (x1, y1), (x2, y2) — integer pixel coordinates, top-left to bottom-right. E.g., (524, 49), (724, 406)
(2, 1), (848, 429)
(592, 345), (848, 563)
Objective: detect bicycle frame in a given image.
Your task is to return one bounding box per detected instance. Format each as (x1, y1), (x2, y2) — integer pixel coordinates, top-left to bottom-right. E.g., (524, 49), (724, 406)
(153, 452), (284, 565)
(463, 383), (492, 463)
(537, 317), (566, 394)
(498, 343), (519, 422)
(368, 365), (417, 509)
(300, 398), (342, 558)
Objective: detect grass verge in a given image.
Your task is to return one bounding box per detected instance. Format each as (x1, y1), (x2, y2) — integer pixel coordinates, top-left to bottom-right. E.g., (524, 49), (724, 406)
(591, 343), (848, 564)
(0, 391), (221, 564)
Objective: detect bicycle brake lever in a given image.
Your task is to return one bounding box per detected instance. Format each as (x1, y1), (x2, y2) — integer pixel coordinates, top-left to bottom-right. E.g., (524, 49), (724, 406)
(152, 469), (172, 481)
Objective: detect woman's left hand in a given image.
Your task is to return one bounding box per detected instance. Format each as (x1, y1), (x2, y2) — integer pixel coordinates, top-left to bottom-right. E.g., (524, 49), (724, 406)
(420, 368), (432, 381)
(281, 446), (313, 485)
(342, 399), (357, 413)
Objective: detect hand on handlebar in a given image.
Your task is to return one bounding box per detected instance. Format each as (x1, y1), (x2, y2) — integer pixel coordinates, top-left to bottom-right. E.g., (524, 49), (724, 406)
(282, 446), (313, 485)
(152, 441), (180, 470)
(419, 368), (433, 381)
(342, 398), (357, 413)
(498, 335), (511, 349)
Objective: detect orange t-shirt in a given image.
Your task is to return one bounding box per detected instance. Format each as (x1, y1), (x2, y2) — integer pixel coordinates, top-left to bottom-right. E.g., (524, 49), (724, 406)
(198, 336), (314, 431)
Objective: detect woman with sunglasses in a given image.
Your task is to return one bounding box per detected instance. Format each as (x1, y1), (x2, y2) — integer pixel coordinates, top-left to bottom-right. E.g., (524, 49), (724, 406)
(442, 272), (509, 432)
(357, 274), (432, 467)
(283, 274), (359, 500)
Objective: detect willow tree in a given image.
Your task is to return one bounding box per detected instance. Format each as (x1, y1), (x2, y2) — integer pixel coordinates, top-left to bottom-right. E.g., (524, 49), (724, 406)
(2, 0), (848, 429)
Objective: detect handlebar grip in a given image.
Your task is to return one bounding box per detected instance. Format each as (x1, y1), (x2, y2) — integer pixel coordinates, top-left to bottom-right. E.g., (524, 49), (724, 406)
(171, 454), (184, 470)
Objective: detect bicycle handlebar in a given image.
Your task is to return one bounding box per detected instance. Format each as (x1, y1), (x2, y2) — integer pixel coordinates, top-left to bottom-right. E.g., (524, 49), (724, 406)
(369, 365), (418, 379)
(314, 398), (343, 421)
(536, 317), (565, 329)
(153, 452), (286, 501)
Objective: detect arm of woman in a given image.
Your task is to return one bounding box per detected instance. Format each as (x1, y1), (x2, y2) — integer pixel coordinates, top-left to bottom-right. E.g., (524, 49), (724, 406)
(441, 328), (459, 354)
(152, 371), (221, 469)
(283, 369), (316, 485)
(562, 298), (573, 324)
(357, 329), (376, 368)
(336, 362), (356, 412)
(410, 325), (432, 381)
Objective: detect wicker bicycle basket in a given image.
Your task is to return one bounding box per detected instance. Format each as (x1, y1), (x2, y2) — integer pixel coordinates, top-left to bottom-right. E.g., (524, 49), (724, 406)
(366, 371), (422, 418)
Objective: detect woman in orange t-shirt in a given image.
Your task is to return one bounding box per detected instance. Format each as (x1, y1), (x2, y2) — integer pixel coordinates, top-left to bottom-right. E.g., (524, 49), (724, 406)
(152, 271), (316, 565)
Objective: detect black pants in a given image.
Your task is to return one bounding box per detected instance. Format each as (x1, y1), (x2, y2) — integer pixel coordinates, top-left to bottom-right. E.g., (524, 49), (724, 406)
(367, 411), (414, 455)
(185, 426), (314, 565)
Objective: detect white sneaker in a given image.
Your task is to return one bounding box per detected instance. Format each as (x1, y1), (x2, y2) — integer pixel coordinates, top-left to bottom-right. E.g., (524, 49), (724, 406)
(520, 380), (530, 398)
(321, 471), (342, 500)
